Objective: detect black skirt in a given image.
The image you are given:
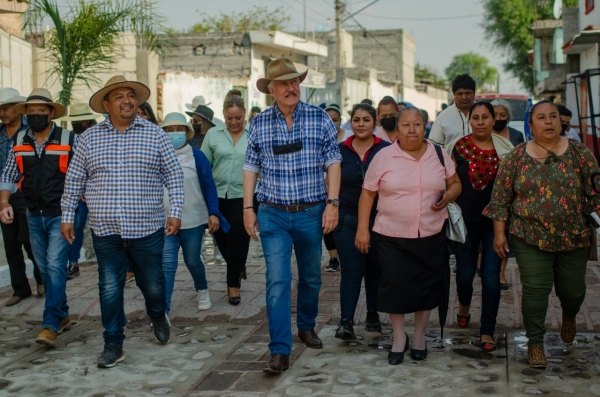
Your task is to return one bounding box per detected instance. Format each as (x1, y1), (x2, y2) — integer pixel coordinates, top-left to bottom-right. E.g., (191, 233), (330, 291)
(376, 230), (446, 314)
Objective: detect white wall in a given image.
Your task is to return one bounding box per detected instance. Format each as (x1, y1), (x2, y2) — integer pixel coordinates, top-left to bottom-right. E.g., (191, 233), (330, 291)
(10, 36), (32, 96)
(403, 86), (448, 121)
(162, 72), (233, 119)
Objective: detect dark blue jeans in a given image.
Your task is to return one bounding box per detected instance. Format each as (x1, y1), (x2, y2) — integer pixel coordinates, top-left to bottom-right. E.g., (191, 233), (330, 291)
(68, 201), (88, 264)
(92, 228), (166, 347)
(455, 219), (502, 336)
(332, 212), (380, 321)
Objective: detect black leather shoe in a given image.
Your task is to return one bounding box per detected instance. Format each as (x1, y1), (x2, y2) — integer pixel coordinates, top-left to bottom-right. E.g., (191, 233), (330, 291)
(410, 342), (427, 360)
(263, 354), (289, 374)
(227, 287), (241, 306)
(365, 310), (382, 332)
(388, 332), (410, 365)
(67, 264), (80, 280)
(298, 329), (323, 349)
(151, 315), (170, 345)
(335, 318), (356, 340)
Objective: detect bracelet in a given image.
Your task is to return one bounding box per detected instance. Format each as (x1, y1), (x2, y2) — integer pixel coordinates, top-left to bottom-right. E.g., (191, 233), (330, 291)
(243, 206), (254, 211)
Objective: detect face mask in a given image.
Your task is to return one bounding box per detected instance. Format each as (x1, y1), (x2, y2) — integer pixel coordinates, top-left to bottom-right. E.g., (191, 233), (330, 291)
(71, 122), (86, 134)
(380, 116), (397, 132)
(561, 123), (569, 134)
(333, 121), (341, 130)
(492, 119), (509, 132)
(167, 131), (187, 149)
(192, 124), (202, 135)
(27, 114), (50, 133)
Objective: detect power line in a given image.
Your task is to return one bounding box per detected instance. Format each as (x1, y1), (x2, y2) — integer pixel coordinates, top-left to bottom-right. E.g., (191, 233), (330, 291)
(357, 12), (484, 21)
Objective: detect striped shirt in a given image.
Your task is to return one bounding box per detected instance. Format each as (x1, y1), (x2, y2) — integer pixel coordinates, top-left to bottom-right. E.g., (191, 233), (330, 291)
(61, 115), (184, 239)
(244, 101), (341, 205)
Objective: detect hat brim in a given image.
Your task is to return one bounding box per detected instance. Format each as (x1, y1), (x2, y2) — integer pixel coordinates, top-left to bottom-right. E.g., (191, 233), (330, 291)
(62, 113), (104, 122)
(161, 119), (192, 132)
(89, 81), (150, 114)
(0, 96), (27, 106)
(189, 112), (216, 127)
(15, 100), (66, 119)
(256, 69), (308, 95)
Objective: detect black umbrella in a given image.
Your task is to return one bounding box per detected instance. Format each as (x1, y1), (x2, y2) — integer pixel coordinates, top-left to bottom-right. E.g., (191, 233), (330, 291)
(438, 257), (451, 342)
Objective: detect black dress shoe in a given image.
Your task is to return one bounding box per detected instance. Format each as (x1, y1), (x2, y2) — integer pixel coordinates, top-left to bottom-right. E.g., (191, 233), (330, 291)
(335, 318), (356, 340)
(263, 354), (289, 374)
(388, 332), (410, 365)
(151, 315), (170, 345)
(410, 342), (427, 360)
(67, 264), (80, 280)
(365, 310), (382, 332)
(298, 329), (323, 349)
(227, 287), (241, 306)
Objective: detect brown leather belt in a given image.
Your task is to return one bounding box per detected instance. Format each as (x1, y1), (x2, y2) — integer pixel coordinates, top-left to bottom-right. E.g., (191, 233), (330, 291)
(262, 201), (320, 213)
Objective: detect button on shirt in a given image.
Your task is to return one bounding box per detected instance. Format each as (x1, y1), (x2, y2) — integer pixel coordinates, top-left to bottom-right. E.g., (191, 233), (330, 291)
(428, 104), (471, 148)
(201, 123), (249, 199)
(61, 116), (184, 239)
(244, 101), (341, 205)
(363, 140), (456, 238)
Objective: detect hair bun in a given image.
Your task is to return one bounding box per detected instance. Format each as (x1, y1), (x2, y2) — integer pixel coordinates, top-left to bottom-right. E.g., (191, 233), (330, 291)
(226, 89), (243, 98)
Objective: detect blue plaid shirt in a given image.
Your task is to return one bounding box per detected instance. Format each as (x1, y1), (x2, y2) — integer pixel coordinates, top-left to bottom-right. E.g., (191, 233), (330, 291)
(244, 101), (341, 205)
(0, 116), (27, 175)
(61, 115), (184, 239)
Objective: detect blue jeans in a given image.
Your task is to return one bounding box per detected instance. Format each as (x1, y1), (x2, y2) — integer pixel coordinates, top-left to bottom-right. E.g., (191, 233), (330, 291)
(257, 201), (325, 355)
(27, 213), (69, 332)
(455, 219), (502, 336)
(163, 224), (208, 313)
(332, 212), (380, 320)
(68, 201), (88, 264)
(92, 228), (166, 347)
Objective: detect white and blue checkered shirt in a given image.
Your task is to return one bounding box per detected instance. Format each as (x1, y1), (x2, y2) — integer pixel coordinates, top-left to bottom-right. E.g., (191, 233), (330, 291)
(61, 115), (184, 239)
(244, 101), (341, 205)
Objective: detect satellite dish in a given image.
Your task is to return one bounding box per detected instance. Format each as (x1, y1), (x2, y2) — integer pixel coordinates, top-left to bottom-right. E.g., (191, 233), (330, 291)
(553, 0), (563, 19)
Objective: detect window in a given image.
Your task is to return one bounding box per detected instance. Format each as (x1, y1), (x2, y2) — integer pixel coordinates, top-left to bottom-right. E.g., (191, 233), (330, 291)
(586, 0), (595, 15)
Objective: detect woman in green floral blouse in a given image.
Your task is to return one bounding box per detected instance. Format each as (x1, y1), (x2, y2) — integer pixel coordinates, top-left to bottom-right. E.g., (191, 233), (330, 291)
(484, 100), (600, 369)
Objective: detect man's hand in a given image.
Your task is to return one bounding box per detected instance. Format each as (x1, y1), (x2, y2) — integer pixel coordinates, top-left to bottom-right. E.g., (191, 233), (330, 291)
(165, 217), (181, 236)
(322, 204), (338, 234)
(207, 215), (220, 234)
(244, 209), (259, 240)
(0, 204), (13, 224)
(61, 223), (75, 244)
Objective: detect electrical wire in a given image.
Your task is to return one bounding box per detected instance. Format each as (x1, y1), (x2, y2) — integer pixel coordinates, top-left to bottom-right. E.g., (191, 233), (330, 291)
(357, 12), (484, 21)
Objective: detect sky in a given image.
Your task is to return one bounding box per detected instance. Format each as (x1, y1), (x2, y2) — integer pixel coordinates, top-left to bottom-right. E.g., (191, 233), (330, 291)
(53, 0), (527, 94)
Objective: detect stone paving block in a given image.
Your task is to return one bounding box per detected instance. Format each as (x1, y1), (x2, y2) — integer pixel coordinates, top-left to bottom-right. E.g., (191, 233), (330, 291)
(215, 361), (268, 371)
(234, 371), (282, 392)
(194, 371), (241, 391)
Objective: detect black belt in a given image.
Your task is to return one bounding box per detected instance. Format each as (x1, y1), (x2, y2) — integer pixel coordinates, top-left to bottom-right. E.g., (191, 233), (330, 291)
(262, 201), (320, 213)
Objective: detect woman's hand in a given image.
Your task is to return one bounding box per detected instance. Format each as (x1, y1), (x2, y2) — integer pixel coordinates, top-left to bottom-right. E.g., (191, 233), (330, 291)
(431, 190), (450, 212)
(493, 232), (509, 259)
(355, 227), (371, 254)
(207, 215), (219, 233)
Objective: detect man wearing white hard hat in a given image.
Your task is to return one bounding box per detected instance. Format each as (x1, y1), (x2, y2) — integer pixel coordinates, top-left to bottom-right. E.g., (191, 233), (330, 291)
(0, 88), (44, 307)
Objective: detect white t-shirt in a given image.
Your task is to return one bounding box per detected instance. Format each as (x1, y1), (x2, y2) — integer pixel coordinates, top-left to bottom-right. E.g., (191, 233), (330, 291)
(566, 127), (582, 142)
(163, 144), (209, 229)
(428, 103), (472, 148)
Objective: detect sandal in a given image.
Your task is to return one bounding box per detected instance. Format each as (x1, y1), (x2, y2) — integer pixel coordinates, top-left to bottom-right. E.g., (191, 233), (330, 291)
(457, 314), (470, 328)
(480, 337), (496, 352)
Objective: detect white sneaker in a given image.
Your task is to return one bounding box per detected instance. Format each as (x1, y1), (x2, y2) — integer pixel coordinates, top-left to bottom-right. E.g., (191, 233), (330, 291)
(214, 246), (223, 262)
(197, 289), (212, 311)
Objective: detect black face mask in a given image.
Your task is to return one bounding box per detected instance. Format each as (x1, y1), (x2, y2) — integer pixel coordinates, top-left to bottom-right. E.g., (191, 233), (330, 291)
(27, 114), (50, 133)
(380, 116), (397, 132)
(71, 122), (86, 134)
(492, 119), (509, 132)
(561, 123), (569, 134)
(192, 124), (202, 135)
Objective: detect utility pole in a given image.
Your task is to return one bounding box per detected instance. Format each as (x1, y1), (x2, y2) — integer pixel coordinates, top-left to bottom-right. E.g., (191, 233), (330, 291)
(335, 0), (345, 111)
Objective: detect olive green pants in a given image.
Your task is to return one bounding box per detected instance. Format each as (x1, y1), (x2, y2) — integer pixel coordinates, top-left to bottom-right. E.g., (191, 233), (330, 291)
(511, 236), (588, 346)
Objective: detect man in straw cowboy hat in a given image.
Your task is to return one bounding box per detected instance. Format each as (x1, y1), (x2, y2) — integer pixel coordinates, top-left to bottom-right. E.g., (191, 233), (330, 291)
(0, 88), (44, 307)
(0, 88), (75, 346)
(61, 103), (102, 280)
(242, 58), (342, 374)
(60, 75), (184, 368)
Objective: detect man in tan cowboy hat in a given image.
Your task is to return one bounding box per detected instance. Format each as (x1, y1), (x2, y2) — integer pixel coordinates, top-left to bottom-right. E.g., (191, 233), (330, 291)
(242, 57), (342, 374)
(61, 103), (102, 280)
(0, 88), (74, 347)
(60, 75), (184, 368)
(0, 88), (44, 307)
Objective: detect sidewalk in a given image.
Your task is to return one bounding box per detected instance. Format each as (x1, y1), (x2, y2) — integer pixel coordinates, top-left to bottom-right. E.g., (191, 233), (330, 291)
(1, 237), (600, 396)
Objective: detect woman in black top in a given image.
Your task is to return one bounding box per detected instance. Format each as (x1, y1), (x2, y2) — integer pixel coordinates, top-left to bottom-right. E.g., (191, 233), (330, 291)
(333, 103), (391, 340)
(452, 102), (505, 352)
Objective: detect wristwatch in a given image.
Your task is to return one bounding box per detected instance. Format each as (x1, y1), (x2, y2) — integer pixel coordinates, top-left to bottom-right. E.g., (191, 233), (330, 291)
(327, 199), (340, 207)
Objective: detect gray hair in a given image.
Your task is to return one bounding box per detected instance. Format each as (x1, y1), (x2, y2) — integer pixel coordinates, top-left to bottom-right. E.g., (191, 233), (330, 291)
(491, 99), (512, 121)
(397, 106), (425, 123)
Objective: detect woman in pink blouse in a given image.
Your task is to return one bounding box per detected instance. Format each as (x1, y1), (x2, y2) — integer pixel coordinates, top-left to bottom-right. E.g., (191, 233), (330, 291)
(356, 106), (461, 365)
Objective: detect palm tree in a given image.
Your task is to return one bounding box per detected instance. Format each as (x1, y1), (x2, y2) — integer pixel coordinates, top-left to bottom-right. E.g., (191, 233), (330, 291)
(23, 0), (173, 108)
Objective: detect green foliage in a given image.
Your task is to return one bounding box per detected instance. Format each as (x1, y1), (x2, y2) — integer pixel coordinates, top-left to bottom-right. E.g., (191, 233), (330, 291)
(445, 52), (498, 92)
(481, 0), (575, 92)
(415, 63), (448, 89)
(190, 6), (291, 33)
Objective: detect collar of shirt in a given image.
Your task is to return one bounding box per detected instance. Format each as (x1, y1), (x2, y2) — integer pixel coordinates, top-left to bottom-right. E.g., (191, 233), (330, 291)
(27, 123), (56, 155)
(99, 114), (146, 133)
(390, 139), (435, 161)
(273, 101), (303, 121)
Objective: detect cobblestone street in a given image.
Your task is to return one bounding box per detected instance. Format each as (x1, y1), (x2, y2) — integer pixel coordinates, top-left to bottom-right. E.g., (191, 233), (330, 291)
(2, 237), (600, 396)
